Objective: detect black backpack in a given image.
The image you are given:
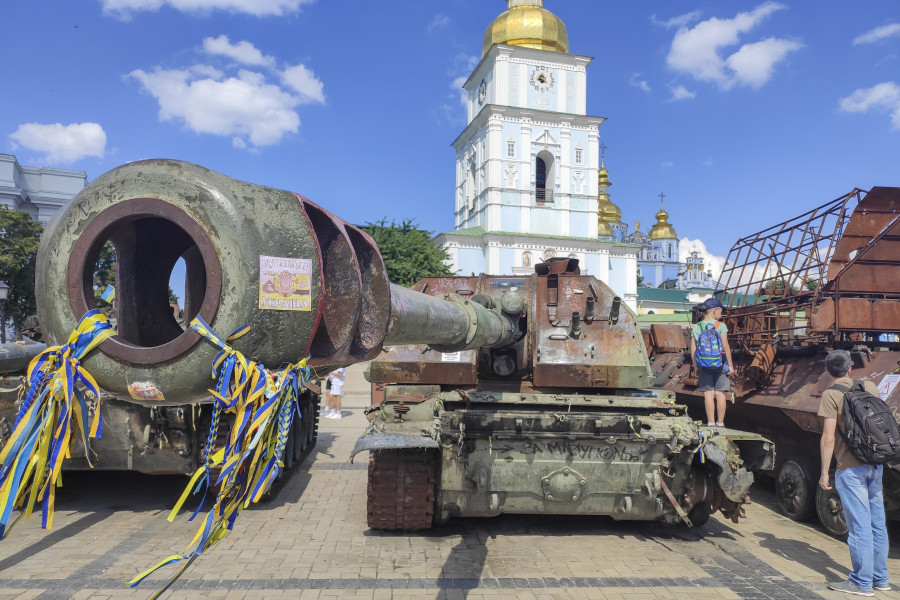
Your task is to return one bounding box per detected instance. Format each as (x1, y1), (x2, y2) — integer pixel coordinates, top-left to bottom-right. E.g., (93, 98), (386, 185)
(830, 380), (900, 465)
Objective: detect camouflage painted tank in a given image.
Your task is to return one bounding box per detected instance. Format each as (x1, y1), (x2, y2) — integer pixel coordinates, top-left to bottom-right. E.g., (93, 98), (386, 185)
(352, 260), (773, 529)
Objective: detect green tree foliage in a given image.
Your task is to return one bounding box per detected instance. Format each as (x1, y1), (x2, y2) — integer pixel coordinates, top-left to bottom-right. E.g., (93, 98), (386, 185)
(0, 207), (43, 334)
(360, 219), (453, 287)
(94, 241), (116, 310)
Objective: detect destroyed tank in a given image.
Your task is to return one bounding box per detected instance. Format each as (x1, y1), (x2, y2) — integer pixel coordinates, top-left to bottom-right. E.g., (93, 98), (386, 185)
(646, 186), (900, 538)
(33, 159), (771, 526)
(351, 259), (773, 530)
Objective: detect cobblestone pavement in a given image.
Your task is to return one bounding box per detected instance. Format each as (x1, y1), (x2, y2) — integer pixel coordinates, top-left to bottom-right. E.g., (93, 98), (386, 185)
(2, 363), (900, 599)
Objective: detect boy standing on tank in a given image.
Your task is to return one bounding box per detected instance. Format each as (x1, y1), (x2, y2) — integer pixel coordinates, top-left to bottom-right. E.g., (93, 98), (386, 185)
(819, 349), (890, 597)
(690, 297), (734, 427)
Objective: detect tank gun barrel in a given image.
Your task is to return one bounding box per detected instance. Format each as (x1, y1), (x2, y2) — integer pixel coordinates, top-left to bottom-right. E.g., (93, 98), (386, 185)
(0, 342), (46, 375)
(385, 284), (518, 351)
(35, 160), (519, 405)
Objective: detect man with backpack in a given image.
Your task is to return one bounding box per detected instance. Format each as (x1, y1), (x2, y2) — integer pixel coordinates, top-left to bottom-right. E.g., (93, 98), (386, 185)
(690, 297), (734, 427)
(818, 349), (891, 596)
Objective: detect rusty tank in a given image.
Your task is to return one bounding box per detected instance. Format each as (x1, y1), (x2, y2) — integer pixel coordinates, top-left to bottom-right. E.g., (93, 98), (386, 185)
(29, 159), (774, 528)
(351, 259), (773, 530)
(646, 186), (900, 538)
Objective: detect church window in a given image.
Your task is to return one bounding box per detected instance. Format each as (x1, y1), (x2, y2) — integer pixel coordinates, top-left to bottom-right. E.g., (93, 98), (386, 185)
(535, 150), (554, 203)
(507, 139), (516, 158)
(543, 248), (556, 261)
(668, 245), (673, 260)
(522, 251), (532, 267)
(575, 145), (583, 165)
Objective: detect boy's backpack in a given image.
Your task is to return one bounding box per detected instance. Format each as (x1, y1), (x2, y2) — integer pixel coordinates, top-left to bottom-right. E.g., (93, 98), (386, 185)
(831, 380), (900, 465)
(695, 321), (725, 369)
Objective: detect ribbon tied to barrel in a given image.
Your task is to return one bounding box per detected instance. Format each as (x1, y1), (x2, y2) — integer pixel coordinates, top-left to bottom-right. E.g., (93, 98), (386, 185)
(127, 315), (312, 599)
(0, 310), (115, 539)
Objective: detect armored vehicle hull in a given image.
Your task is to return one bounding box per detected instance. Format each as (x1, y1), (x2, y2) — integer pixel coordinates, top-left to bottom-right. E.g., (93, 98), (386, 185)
(646, 186), (900, 538)
(354, 270), (773, 529)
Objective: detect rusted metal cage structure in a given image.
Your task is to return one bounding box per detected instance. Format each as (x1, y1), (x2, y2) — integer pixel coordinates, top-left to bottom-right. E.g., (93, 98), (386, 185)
(717, 187), (900, 353)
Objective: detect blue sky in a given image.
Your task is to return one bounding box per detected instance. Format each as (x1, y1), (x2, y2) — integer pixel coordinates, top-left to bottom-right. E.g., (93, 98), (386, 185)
(4, 0), (899, 282)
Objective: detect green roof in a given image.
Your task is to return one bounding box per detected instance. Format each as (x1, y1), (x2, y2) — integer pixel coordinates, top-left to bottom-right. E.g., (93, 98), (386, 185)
(637, 287), (690, 303)
(439, 227), (641, 247)
(638, 313), (693, 323)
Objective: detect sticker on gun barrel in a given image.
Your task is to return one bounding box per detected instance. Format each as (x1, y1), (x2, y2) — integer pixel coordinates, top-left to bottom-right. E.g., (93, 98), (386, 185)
(128, 381), (165, 402)
(259, 255), (312, 311)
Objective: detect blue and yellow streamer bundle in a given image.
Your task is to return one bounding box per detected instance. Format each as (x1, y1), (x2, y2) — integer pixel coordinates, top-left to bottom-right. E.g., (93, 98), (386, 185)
(128, 316), (311, 598)
(0, 310), (115, 539)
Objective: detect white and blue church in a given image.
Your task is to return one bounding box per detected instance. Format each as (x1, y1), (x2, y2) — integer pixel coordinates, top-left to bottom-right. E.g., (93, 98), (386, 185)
(435, 1), (715, 310)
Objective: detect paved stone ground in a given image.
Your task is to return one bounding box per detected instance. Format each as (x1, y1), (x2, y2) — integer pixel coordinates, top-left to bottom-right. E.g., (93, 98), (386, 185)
(1, 363), (900, 599)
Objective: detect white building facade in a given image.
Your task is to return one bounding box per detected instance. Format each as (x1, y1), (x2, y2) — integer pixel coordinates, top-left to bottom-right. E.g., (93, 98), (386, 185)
(0, 154), (86, 223)
(436, 1), (639, 309)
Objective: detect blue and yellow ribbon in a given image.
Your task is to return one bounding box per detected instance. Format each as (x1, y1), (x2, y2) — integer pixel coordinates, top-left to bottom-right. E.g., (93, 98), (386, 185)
(0, 310), (115, 539)
(127, 316), (312, 598)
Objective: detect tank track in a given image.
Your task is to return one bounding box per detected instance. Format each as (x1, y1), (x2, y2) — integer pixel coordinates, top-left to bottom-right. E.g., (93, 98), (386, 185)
(367, 449), (435, 530)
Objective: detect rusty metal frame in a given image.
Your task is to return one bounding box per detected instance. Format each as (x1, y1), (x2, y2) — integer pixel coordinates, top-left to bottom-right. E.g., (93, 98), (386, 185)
(717, 187), (900, 350)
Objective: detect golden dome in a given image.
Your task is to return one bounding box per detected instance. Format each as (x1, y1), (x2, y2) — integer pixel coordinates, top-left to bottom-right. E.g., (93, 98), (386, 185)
(597, 219), (613, 237)
(483, 1), (569, 56)
(596, 164), (622, 224)
(648, 206), (677, 240)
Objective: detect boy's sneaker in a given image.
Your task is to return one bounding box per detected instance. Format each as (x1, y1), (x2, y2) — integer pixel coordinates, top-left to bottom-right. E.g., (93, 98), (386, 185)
(827, 581), (874, 596)
(874, 583), (891, 592)
(326, 412), (342, 419)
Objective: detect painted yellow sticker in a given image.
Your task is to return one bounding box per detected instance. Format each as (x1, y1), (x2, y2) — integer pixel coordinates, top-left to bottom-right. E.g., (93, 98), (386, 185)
(259, 255), (312, 311)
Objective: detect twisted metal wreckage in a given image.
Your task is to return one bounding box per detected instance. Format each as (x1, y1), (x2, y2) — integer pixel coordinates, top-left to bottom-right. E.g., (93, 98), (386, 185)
(645, 186), (900, 538)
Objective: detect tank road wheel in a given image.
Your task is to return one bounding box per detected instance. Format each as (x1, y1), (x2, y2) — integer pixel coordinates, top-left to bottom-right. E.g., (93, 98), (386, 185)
(816, 484), (849, 540)
(687, 502), (712, 528)
(775, 459), (815, 521)
(293, 409), (307, 460)
(367, 449), (436, 530)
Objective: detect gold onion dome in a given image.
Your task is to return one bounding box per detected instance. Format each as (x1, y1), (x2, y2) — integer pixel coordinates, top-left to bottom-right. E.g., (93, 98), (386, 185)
(483, 0), (569, 56)
(648, 206), (677, 240)
(597, 164), (622, 224)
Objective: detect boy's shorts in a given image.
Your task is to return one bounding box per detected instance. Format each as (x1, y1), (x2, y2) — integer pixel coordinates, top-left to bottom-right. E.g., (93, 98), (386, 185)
(330, 384), (344, 396)
(698, 368), (730, 392)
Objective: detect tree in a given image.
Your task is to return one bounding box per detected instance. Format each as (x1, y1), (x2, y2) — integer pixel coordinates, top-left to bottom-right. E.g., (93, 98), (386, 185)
(0, 207), (43, 336)
(360, 219), (453, 287)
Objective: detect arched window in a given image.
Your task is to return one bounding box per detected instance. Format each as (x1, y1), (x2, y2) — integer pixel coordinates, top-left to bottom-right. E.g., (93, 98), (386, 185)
(522, 251), (532, 267)
(575, 144), (583, 165)
(668, 245), (673, 260)
(543, 248), (556, 261)
(535, 150), (555, 203)
(507, 138), (516, 158)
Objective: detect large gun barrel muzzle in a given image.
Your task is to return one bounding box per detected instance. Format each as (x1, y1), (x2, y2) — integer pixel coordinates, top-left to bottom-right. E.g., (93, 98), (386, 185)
(36, 160), (517, 406)
(37, 159), (392, 405)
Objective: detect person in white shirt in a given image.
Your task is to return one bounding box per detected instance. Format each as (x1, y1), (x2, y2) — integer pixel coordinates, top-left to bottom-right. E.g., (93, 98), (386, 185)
(324, 367), (345, 419)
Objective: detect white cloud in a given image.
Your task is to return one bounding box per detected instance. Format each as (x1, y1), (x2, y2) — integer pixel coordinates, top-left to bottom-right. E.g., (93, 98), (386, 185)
(700, 158), (714, 166)
(129, 67), (302, 147)
(854, 23), (900, 45)
(666, 2), (802, 90)
(680, 238), (726, 282)
(203, 35), (275, 68)
(128, 35), (325, 149)
(9, 122), (106, 164)
(629, 73), (651, 92)
(661, 161), (674, 168)
(428, 14), (450, 34)
(651, 10), (702, 30)
(669, 84), (696, 100)
(725, 37), (803, 89)
(100, 0), (314, 19)
(281, 64), (326, 104)
(838, 82), (900, 129)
